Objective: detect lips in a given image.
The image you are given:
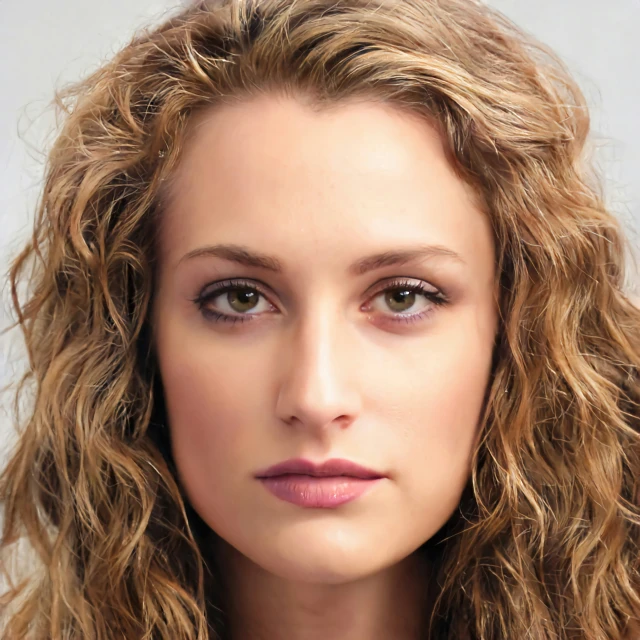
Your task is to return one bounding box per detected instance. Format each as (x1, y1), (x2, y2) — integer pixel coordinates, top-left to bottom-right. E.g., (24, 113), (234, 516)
(254, 457), (385, 480)
(255, 458), (386, 508)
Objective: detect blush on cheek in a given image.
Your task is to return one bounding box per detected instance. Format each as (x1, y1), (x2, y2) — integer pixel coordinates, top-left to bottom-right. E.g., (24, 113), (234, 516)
(172, 387), (242, 451)
(161, 360), (244, 466)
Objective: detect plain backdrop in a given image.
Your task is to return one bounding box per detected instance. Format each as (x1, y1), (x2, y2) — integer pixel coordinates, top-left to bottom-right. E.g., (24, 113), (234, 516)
(1, 0), (639, 467)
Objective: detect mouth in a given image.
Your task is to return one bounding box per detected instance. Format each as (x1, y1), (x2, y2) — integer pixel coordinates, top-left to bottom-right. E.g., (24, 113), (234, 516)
(254, 457), (385, 480)
(258, 474), (384, 508)
(254, 457), (387, 508)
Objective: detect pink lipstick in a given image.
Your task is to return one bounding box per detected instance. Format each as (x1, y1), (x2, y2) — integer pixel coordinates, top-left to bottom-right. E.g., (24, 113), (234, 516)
(255, 458), (386, 508)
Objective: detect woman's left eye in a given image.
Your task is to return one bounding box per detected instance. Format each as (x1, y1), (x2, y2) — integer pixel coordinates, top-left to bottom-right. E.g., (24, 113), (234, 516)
(363, 280), (448, 324)
(192, 278), (448, 326)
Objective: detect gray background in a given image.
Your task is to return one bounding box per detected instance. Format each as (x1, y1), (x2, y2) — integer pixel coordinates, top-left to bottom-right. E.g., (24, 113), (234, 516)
(1, 0), (639, 463)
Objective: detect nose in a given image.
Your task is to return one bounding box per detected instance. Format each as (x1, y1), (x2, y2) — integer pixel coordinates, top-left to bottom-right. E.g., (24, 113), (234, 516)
(274, 308), (362, 434)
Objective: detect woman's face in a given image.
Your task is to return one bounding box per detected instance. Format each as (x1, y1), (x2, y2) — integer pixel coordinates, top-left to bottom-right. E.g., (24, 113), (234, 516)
(152, 94), (498, 583)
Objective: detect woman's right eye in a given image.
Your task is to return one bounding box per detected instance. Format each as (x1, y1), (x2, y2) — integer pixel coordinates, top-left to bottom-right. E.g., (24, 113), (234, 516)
(192, 280), (273, 325)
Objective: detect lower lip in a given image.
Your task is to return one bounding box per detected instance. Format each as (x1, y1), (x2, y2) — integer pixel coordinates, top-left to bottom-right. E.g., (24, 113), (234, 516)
(258, 474), (383, 508)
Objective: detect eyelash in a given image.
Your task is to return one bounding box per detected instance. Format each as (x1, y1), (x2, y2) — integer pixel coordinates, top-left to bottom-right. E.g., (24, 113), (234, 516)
(191, 278), (449, 327)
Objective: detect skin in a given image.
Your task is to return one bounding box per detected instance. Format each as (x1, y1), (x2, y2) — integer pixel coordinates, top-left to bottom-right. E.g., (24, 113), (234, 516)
(151, 92), (499, 640)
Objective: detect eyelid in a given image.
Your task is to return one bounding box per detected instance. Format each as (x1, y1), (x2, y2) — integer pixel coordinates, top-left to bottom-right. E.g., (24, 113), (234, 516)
(193, 276), (448, 327)
(368, 277), (441, 297)
(195, 276), (444, 307)
(193, 279), (275, 310)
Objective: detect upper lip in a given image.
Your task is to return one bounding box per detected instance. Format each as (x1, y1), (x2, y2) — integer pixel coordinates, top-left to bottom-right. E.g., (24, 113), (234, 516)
(255, 458), (385, 479)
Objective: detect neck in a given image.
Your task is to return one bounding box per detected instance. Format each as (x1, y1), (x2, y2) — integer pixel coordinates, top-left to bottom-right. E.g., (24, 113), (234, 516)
(210, 536), (434, 640)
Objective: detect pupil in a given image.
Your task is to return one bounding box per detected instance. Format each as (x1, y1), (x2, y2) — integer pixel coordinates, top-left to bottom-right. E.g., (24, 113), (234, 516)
(387, 289), (415, 311)
(229, 290), (258, 311)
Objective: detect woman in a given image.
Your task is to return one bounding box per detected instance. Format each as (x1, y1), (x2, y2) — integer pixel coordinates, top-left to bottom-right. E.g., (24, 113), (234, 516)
(1, 0), (639, 638)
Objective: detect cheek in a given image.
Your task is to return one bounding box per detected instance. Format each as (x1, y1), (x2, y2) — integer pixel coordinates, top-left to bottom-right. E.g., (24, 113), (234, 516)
(157, 338), (256, 509)
(375, 319), (493, 505)
(420, 356), (489, 461)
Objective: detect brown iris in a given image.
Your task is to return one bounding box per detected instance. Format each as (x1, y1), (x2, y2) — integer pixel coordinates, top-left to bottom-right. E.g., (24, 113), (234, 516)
(227, 289), (260, 312)
(384, 288), (416, 312)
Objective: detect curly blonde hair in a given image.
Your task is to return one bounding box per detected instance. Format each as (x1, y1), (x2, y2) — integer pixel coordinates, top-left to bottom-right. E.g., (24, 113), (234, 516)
(1, 0), (639, 637)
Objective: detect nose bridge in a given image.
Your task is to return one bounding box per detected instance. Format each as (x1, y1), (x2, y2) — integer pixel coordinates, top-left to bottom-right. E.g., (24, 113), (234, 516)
(275, 297), (361, 431)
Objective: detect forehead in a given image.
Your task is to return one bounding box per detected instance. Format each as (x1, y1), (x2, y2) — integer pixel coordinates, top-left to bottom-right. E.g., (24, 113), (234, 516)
(158, 94), (493, 277)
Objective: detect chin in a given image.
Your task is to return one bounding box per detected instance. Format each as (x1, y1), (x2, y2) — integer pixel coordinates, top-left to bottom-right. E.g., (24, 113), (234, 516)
(244, 530), (400, 584)
(262, 552), (378, 584)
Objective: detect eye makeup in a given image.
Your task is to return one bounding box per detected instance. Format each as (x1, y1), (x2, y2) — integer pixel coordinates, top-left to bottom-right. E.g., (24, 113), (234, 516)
(190, 277), (449, 327)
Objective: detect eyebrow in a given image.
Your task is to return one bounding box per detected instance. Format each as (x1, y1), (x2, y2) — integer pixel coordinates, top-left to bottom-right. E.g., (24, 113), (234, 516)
(178, 242), (466, 275)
